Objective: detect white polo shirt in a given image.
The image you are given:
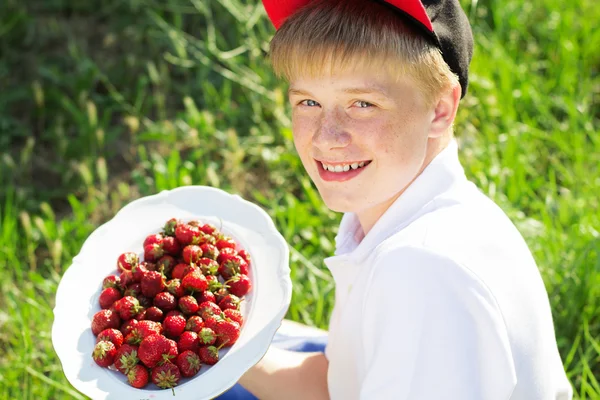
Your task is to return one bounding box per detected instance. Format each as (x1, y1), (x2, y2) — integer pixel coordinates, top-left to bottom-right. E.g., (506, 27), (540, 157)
(323, 139), (573, 400)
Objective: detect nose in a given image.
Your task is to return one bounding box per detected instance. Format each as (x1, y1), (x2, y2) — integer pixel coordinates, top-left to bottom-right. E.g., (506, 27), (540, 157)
(312, 107), (351, 150)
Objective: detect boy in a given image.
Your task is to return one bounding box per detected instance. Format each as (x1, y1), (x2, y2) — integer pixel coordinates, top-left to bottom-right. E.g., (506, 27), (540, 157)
(219, 0), (573, 398)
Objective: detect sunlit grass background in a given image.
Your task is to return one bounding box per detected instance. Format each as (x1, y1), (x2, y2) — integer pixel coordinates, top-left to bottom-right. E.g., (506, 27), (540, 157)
(1, 0), (598, 398)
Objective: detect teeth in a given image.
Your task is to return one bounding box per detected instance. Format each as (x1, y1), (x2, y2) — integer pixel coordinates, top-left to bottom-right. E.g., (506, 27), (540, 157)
(321, 161), (369, 173)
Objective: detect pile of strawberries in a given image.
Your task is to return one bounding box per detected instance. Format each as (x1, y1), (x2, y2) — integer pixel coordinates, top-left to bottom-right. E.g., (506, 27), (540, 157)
(90, 218), (252, 391)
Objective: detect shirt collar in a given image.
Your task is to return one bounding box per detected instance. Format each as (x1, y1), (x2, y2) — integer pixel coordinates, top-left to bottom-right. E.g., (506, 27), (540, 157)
(330, 139), (467, 264)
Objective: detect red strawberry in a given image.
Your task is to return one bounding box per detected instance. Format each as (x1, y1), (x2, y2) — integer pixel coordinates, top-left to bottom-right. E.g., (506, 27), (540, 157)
(205, 275), (220, 290)
(96, 328), (124, 348)
(119, 270), (134, 287)
(125, 330), (144, 346)
(164, 314), (186, 338)
(216, 237), (236, 250)
(198, 327), (217, 346)
(157, 255), (177, 276)
(198, 244), (219, 261)
(145, 306), (164, 322)
(141, 270), (165, 298)
(171, 263), (187, 280)
(238, 249), (251, 265)
(182, 245), (203, 264)
(172, 263), (194, 280)
(92, 340), (117, 368)
(198, 301), (222, 320)
(202, 316), (219, 332)
(199, 223), (217, 235)
(161, 237), (180, 256)
(200, 232), (217, 245)
(154, 292), (177, 312)
(144, 243), (164, 262)
(214, 318), (241, 347)
(118, 296), (143, 321)
(198, 345), (220, 365)
(165, 279), (186, 298)
(121, 319), (139, 337)
(114, 344), (139, 374)
(198, 258), (219, 276)
(137, 320), (163, 337)
(92, 310), (121, 336)
(166, 310), (184, 318)
(124, 282), (142, 298)
(134, 309), (147, 320)
(219, 255), (249, 280)
(127, 364), (149, 389)
(213, 287), (230, 304)
(137, 295), (152, 309)
(102, 275), (121, 290)
(175, 223), (200, 246)
(185, 315), (205, 333)
(151, 363), (181, 391)
(217, 247), (237, 264)
(177, 331), (199, 353)
(125, 321), (162, 345)
(99, 287), (122, 309)
(131, 262), (149, 283)
(163, 218), (179, 237)
(223, 309), (244, 326)
(176, 350), (201, 378)
(143, 233), (164, 248)
(139, 334), (173, 368)
(178, 295), (199, 315)
(227, 274), (252, 297)
(166, 337), (179, 361)
(182, 270), (208, 293)
(195, 290), (216, 305)
(143, 261), (157, 271)
(218, 294), (241, 311)
(118, 252), (139, 272)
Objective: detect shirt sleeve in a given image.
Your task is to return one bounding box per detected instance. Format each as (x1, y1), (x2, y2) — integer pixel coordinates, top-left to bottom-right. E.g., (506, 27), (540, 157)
(360, 246), (517, 400)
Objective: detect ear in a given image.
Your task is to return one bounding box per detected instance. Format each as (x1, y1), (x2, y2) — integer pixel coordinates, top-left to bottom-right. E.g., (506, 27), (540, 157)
(428, 84), (461, 138)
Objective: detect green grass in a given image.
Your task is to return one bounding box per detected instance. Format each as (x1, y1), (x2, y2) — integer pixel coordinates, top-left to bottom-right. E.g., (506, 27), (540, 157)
(0, 0), (598, 398)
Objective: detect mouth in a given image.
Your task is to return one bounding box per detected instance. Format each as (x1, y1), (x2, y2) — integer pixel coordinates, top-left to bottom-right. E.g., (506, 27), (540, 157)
(315, 159), (372, 182)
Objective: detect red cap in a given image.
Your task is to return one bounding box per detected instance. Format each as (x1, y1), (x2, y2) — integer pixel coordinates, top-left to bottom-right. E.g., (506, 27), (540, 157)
(261, 0), (474, 98)
(262, 0), (433, 32)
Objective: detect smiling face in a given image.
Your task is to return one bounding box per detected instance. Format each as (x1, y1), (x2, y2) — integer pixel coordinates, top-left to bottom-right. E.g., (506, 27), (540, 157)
(289, 65), (459, 234)
(269, 0), (462, 234)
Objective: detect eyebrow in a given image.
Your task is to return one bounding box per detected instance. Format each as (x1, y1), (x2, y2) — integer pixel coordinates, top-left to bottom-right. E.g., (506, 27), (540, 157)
(342, 87), (389, 96)
(287, 87), (389, 98)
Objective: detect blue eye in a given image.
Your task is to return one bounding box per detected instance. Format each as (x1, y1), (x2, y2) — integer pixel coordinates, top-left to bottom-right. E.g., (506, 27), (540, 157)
(355, 100), (373, 108)
(300, 99), (320, 107)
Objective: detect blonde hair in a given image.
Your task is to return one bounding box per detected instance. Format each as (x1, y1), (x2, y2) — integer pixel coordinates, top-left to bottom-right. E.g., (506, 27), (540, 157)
(268, 0), (460, 107)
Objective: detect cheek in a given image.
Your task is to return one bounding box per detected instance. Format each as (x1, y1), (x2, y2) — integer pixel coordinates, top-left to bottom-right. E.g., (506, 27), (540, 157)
(352, 118), (395, 153)
(291, 115), (316, 162)
(360, 115), (427, 166)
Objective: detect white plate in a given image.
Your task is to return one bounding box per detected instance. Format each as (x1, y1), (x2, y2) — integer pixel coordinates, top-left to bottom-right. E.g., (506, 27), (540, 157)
(52, 186), (292, 400)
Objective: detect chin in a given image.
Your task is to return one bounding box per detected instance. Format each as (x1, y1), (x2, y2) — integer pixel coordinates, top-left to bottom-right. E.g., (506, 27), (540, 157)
(319, 190), (359, 214)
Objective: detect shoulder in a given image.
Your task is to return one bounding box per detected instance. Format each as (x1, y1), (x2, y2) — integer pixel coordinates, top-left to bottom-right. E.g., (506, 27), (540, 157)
(359, 245), (517, 400)
(363, 245), (509, 336)
(374, 190), (535, 284)
(362, 244), (513, 358)
(367, 245), (496, 303)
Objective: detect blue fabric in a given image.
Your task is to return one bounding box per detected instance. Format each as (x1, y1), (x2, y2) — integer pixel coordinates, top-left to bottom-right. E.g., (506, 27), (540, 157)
(214, 333), (328, 400)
